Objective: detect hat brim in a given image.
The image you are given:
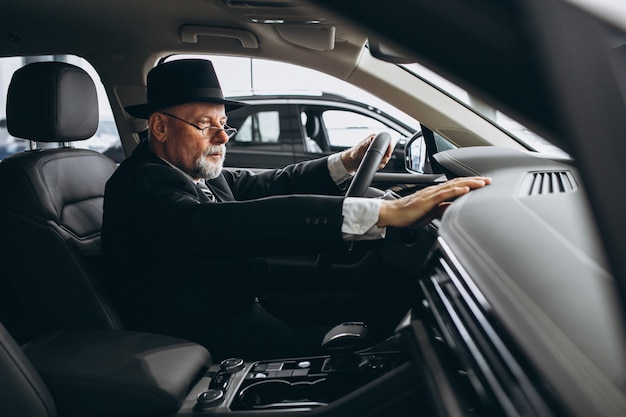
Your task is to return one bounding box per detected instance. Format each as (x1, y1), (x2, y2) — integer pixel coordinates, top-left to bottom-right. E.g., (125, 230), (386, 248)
(125, 97), (248, 119)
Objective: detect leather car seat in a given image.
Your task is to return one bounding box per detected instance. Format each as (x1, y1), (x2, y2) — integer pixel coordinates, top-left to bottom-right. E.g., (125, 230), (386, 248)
(0, 61), (122, 343)
(0, 316), (213, 417)
(304, 113), (325, 152)
(0, 63), (215, 417)
(0, 321), (57, 417)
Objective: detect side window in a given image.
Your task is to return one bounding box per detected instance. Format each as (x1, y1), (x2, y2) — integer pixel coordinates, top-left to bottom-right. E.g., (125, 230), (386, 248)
(321, 110), (402, 149)
(233, 111), (280, 144)
(0, 55), (123, 162)
(434, 132), (455, 152)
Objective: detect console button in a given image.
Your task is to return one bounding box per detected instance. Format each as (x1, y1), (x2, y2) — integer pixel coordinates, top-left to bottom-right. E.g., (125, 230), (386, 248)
(195, 389), (224, 409)
(265, 362), (283, 371)
(253, 363), (267, 372)
(210, 372), (231, 391)
(220, 357), (245, 373)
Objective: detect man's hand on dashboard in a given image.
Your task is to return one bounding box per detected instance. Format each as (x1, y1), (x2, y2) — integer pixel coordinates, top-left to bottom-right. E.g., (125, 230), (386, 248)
(376, 176), (492, 228)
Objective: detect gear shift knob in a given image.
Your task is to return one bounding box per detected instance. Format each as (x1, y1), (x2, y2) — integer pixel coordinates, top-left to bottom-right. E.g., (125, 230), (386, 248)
(321, 322), (371, 352)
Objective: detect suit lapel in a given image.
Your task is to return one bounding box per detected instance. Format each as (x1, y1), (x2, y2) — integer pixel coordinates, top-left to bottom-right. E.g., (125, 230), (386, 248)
(207, 175), (235, 202)
(133, 141), (235, 202)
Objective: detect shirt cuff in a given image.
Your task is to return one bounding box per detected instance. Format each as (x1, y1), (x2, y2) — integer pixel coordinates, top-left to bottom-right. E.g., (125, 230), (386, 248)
(341, 197), (386, 240)
(327, 153), (353, 185)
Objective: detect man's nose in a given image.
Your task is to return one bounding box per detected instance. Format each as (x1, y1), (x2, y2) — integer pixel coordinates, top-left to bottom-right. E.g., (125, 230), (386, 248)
(211, 129), (229, 145)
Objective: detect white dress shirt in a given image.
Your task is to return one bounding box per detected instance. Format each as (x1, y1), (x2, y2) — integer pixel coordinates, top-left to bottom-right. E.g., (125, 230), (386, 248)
(327, 153), (386, 241)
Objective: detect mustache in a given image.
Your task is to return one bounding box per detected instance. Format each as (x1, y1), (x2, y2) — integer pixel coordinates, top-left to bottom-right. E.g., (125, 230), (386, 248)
(203, 145), (226, 158)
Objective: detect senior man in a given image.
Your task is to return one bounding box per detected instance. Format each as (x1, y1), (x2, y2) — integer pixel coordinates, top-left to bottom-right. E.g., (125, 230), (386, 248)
(102, 59), (490, 360)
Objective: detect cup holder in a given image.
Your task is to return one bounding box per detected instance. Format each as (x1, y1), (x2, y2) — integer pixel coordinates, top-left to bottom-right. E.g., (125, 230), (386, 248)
(237, 378), (328, 410)
(231, 353), (402, 411)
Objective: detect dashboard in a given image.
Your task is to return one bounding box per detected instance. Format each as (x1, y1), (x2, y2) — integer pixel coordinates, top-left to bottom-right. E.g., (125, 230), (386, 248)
(412, 147), (626, 417)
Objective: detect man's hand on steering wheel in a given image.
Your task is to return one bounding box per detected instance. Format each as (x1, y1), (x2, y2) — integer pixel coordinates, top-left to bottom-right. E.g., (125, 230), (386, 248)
(340, 133), (393, 173)
(341, 132), (491, 227)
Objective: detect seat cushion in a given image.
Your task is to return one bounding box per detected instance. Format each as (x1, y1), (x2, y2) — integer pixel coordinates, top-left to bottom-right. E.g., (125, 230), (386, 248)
(0, 322), (57, 417)
(23, 329), (211, 417)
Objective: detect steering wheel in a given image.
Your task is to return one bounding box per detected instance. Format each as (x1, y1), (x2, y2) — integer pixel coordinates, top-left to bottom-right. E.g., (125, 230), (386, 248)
(317, 132), (392, 270)
(345, 132), (392, 197)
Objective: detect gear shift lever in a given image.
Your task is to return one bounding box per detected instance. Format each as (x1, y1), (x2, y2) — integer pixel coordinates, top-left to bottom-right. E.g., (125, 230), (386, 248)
(321, 321), (370, 351)
(321, 322), (372, 372)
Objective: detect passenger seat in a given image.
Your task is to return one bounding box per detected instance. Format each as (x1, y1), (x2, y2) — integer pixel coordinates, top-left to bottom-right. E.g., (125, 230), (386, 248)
(0, 61), (122, 343)
(0, 320), (57, 417)
(0, 317), (212, 417)
(0, 62), (212, 417)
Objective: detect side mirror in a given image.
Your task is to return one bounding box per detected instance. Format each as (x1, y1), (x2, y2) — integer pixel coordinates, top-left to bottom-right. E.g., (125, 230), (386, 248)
(405, 134), (426, 173)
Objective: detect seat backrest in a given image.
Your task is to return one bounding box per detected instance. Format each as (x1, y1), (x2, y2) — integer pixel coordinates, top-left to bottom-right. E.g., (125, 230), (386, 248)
(304, 112), (327, 152)
(305, 113), (320, 139)
(0, 61), (123, 343)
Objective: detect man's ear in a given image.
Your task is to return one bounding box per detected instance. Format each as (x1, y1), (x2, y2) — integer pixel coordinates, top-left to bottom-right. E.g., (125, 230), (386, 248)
(148, 113), (167, 143)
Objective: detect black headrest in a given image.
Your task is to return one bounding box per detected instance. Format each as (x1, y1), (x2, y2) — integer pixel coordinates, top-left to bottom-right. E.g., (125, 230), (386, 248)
(6, 61), (98, 142)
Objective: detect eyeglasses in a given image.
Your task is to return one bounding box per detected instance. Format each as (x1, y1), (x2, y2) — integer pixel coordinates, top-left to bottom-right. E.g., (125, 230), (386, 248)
(160, 111), (238, 139)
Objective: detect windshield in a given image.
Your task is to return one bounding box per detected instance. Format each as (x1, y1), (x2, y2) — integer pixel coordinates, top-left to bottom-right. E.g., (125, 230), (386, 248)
(167, 54), (420, 130)
(401, 63), (570, 158)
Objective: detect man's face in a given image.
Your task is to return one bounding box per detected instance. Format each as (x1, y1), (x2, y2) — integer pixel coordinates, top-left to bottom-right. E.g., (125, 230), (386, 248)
(155, 102), (229, 179)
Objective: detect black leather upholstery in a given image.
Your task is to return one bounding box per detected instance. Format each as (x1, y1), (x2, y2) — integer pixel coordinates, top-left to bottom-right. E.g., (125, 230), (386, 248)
(0, 62), (122, 343)
(6, 61), (99, 142)
(23, 329), (210, 417)
(0, 320), (212, 417)
(0, 61), (212, 417)
(0, 321), (57, 417)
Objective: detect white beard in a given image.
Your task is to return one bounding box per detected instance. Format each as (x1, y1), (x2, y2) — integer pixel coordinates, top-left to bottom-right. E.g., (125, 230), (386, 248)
(192, 145), (226, 180)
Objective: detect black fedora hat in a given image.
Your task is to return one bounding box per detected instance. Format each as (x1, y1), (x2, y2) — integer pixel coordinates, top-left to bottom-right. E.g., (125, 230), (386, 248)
(125, 59), (247, 119)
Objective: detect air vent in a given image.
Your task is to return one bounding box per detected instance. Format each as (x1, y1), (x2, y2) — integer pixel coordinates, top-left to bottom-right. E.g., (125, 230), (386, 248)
(521, 171), (577, 196)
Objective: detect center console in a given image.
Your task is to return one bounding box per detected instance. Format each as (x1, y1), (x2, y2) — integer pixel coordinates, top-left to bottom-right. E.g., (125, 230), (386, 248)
(176, 319), (425, 416)
(20, 314), (434, 417)
(204, 351), (401, 412)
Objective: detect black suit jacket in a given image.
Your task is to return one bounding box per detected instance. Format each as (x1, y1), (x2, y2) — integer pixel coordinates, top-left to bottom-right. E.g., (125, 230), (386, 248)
(101, 140), (346, 330)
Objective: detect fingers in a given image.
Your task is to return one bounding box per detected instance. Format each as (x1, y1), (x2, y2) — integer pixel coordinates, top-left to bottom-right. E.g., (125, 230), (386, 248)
(440, 176), (492, 187)
(341, 134), (378, 172)
(377, 176), (491, 228)
(415, 176), (491, 212)
(383, 142), (393, 158)
(432, 176), (491, 192)
(418, 177), (490, 204)
(359, 134), (375, 150)
(376, 138), (393, 169)
(378, 153), (391, 169)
